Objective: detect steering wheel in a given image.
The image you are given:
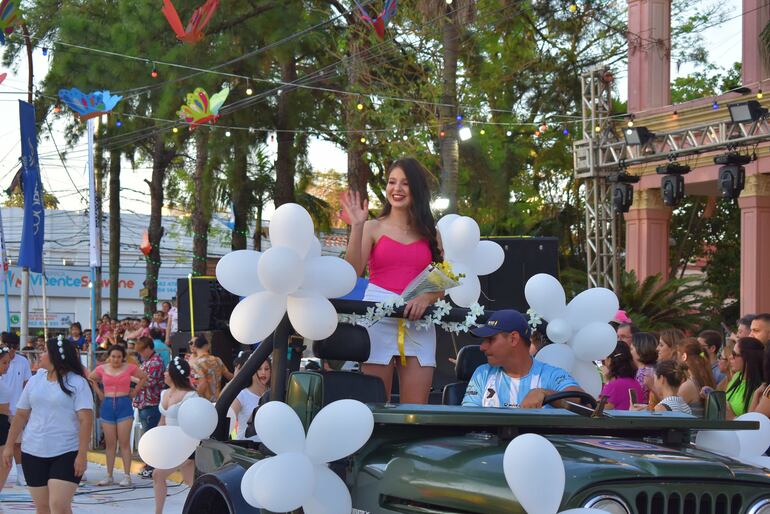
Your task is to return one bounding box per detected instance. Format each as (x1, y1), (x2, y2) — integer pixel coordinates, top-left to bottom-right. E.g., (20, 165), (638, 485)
(542, 390), (598, 409)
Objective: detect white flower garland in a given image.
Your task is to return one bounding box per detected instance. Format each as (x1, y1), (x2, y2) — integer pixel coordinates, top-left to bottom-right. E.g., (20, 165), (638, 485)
(338, 297), (485, 334)
(526, 308), (543, 330)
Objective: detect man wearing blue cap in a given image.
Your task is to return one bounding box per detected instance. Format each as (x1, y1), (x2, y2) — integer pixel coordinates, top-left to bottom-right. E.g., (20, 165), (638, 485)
(462, 309), (583, 408)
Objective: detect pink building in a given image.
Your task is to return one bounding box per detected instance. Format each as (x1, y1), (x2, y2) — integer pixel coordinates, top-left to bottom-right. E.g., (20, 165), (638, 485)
(624, 0), (770, 315)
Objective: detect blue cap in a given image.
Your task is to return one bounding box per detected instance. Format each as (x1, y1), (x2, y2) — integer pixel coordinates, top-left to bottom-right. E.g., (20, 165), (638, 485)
(470, 309), (531, 341)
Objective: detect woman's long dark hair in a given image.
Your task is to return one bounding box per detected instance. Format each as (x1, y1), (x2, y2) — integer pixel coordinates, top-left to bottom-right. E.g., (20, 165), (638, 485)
(379, 158), (441, 262)
(607, 342), (637, 379)
(678, 338), (716, 390)
(168, 357), (193, 391)
(727, 337), (765, 413)
(47, 338), (88, 396)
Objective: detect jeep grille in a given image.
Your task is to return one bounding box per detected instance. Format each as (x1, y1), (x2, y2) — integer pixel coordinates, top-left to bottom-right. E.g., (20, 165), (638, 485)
(634, 491), (742, 514)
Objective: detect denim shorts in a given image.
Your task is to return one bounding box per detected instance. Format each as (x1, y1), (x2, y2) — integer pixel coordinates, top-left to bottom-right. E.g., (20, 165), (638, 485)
(100, 396), (134, 424)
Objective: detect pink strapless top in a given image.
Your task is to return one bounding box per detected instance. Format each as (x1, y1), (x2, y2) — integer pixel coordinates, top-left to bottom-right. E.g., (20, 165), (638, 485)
(368, 235), (432, 295)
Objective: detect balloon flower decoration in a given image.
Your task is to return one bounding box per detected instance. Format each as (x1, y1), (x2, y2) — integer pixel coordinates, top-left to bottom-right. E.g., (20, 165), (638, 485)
(162, 0), (219, 44)
(177, 86), (229, 128)
(241, 400), (374, 513)
(0, 72), (6, 85)
(695, 412), (770, 470)
(353, 0), (398, 39)
(217, 203), (357, 344)
(140, 230), (152, 257)
(435, 214), (505, 308)
(0, 0), (20, 45)
(524, 273), (619, 397)
(138, 395), (218, 469)
(504, 433), (609, 514)
(57, 88), (123, 121)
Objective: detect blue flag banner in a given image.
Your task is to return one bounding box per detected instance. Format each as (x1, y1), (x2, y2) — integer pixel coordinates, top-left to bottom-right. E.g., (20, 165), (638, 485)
(18, 101), (45, 274)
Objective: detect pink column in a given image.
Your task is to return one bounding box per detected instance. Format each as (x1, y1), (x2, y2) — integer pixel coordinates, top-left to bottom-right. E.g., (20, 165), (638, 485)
(743, 0), (770, 85)
(627, 0), (671, 113)
(624, 189), (671, 281)
(738, 175), (770, 316)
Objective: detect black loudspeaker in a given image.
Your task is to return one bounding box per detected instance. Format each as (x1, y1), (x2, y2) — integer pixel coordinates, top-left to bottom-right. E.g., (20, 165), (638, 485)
(477, 237), (559, 311)
(177, 277), (240, 332)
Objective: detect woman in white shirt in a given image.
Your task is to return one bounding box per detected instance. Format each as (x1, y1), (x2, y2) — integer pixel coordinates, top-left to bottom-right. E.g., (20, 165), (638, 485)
(153, 356), (198, 514)
(0, 346), (13, 489)
(2, 338), (93, 514)
(230, 355), (271, 439)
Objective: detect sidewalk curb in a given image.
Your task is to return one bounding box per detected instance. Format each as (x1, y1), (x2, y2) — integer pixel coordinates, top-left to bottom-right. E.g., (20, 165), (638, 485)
(86, 451), (184, 484)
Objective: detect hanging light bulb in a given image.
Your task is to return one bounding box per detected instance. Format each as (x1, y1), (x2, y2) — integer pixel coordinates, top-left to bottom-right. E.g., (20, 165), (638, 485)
(563, 128), (569, 135)
(440, 130), (446, 138)
(446, 0), (453, 4)
(506, 130), (513, 137)
(480, 129), (486, 135)
(402, 134), (408, 141)
(627, 120), (634, 128)
(360, 136), (366, 143)
(594, 125), (601, 133)
(456, 114), (463, 122)
(712, 99), (719, 110)
(458, 126), (472, 141)
(151, 63), (158, 78)
(172, 127), (179, 133)
(116, 120), (122, 127)
(225, 130), (232, 137)
(246, 87), (253, 96)
(356, 102), (364, 110)
(42, 47), (48, 56)
(758, 89), (764, 100)
(568, 4), (578, 12)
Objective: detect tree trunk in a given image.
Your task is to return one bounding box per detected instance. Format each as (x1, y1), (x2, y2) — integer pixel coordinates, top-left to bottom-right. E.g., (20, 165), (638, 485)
(439, 7), (460, 213)
(191, 130), (211, 276)
(274, 58), (297, 206)
(345, 27), (369, 193)
(108, 147), (121, 319)
(254, 202), (263, 251)
(145, 135), (172, 316)
(231, 140), (249, 250)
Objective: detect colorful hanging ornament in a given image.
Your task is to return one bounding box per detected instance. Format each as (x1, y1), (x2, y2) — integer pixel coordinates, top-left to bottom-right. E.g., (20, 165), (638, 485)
(354, 0), (397, 40)
(57, 88), (122, 121)
(177, 86), (229, 127)
(0, 0), (21, 45)
(0, 72), (6, 85)
(140, 230), (152, 257)
(162, 0), (219, 44)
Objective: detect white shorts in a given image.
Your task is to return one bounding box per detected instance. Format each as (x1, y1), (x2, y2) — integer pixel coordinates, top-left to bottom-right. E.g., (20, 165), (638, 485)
(363, 283), (436, 367)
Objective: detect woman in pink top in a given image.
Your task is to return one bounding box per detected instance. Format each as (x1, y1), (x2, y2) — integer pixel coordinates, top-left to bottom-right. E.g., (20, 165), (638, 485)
(342, 158), (444, 404)
(600, 342), (643, 410)
(89, 345), (146, 487)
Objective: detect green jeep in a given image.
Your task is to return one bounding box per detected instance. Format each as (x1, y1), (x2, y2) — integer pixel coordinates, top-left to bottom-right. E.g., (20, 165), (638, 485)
(182, 305), (770, 514)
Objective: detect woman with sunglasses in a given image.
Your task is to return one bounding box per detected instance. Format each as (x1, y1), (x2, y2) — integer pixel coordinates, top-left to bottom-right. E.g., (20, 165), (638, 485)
(725, 337), (764, 419)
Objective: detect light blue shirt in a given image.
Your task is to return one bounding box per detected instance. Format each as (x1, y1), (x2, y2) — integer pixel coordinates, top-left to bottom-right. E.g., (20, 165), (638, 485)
(462, 359), (579, 408)
(152, 339), (171, 368)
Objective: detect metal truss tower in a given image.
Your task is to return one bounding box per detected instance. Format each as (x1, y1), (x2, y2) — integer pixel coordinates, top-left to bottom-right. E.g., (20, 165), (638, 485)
(573, 66), (619, 291)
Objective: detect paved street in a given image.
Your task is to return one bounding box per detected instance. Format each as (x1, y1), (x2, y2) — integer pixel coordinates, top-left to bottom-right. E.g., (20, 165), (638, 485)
(0, 463), (189, 513)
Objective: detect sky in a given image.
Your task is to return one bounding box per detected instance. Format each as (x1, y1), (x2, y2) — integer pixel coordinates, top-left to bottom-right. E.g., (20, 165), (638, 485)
(0, 0), (744, 215)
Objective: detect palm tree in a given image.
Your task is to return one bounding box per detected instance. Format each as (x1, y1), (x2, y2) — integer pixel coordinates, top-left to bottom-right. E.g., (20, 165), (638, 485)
(618, 271), (705, 332)
(419, 0), (475, 213)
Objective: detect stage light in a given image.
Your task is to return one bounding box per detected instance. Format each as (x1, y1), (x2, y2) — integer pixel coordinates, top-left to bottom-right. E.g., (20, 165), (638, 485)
(608, 172), (640, 214)
(624, 126), (654, 146)
(728, 100), (768, 123)
(661, 174), (684, 207)
(718, 165), (745, 200)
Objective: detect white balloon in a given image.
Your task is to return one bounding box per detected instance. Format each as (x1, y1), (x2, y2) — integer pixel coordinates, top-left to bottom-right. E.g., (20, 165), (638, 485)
(570, 360), (602, 398)
(546, 318), (572, 344)
(571, 322), (617, 362)
(178, 397), (217, 440)
(695, 430), (741, 458)
(269, 203), (315, 257)
(253, 453), (315, 512)
(254, 401), (306, 455)
(229, 291), (287, 345)
(303, 465), (352, 514)
(257, 246), (304, 294)
(469, 240), (505, 276)
(306, 236), (322, 259)
(740, 455), (770, 470)
(302, 256), (357, 298)
(305, 400), (374, 464)
(287, 293), (339, 341)
(565, 288), (619, 332)
(215, 250), (264, 297)
(436, 214), (459, 238)
(734, 413), (770, 457)
(536, 344), (575, 372)
(138, 426), (199, 470)
(524, 273), (567, 322)
(240, 459), (266, 508)
(503, 434), (565, 514)
(448, 273), (480, 308)
(445, 216), (480, 262)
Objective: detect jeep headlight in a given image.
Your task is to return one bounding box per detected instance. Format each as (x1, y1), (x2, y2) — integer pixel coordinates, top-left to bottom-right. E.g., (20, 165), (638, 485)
(583, 494), (631, 514)
(748, 498), (770, 514)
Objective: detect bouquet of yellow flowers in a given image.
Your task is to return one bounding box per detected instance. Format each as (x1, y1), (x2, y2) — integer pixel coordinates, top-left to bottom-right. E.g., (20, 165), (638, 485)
(401, 261), (463, 302)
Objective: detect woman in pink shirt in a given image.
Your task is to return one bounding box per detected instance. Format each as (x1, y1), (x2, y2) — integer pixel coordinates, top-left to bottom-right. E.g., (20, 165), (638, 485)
(342, 158), (444, 404)
(89, 345), (146, 487)
(600, 342), (643, 410)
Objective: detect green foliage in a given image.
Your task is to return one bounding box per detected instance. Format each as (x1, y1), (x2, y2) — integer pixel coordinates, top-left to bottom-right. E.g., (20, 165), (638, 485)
(618, 271), (706, 332)
(671, 62), (742, 103)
